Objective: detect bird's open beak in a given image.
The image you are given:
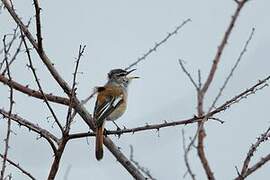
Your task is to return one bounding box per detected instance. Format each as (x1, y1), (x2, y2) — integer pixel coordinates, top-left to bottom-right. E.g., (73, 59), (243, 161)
(126, 69), (140, 79)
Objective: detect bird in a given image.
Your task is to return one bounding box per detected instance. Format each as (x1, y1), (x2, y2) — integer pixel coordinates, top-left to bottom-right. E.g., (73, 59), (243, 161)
(94, 68), (138, 160)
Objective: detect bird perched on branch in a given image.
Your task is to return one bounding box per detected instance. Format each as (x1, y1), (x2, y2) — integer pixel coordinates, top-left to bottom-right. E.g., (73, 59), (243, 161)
(94, 68), (139, 160)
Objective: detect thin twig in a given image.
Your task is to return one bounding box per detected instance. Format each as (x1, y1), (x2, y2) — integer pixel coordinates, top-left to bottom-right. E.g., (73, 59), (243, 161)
(33, 0), (43, 51)
(209, 28), (255, 112)
(198, 69), (202, 89)
(0, 74), (70, 106)
(0, 36), (14, 180)
(65, 45), (86, 132)
(234, 124), (270, 179)
(243, 153), (270, 179)
(20, 29), (64, 133)
(1, 36), (23, 75)
(0, 26), (18, 57)
(2, 19), (31, 75)
(182, 130), (196, 180)
(202, 0), (248, 94)
(210, 75), (269, 116)
(1, 1), (145, 178)
(179, 59), (199, 90)
(68, 89), (97, 123)
(0, 154), (36, 180)
(69, 74), (269, 139)
(197, 1), (251, 179)
(0, 108), (58, 152)
(129, 145), (156, 180)
(125, 19), (191, 70)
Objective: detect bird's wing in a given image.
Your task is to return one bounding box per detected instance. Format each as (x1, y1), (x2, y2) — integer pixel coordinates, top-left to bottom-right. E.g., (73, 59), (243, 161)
(94, 94), (123, 127)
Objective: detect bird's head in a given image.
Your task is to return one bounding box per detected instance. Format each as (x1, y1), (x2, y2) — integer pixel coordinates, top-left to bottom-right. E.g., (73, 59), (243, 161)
(108, 68), (139, 86)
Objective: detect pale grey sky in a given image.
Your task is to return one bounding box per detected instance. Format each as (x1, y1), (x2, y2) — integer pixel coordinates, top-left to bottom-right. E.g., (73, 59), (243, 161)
(1, 0), (270, 180)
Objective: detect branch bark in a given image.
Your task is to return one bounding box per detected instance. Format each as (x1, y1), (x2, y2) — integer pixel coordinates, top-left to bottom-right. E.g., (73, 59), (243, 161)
(0, 75), (70, 106)
(0, 154), (36, 180)
(196, 1), (250, 179)
(0, 109), (58, 152)
(1, 1), (146, 179)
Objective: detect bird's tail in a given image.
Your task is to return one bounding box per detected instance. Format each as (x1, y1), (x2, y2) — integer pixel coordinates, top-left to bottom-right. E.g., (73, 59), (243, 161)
(95, 123), (104, 160)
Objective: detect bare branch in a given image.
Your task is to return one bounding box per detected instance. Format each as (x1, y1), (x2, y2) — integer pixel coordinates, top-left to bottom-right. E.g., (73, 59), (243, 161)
(47, 138), (68, 180)
(20, 29), (64, 133)
(68, 116), (203, 139)
(198, 69), (202, 89)
(182, 130), (196, 180)
(69, 73), (270, 139)
(211, 75), (270, 115)
(1, 0), (85, 96)
(0, 25), (18, 57)
(2, 19), (31, 75)
(129, 145), (156, 180)
(197, 1), (251, 179)
(0, 75), (70, 106)
(209, 28), (255, 111)
(1, 1), (146, 178)
(235, 124), (270, 179)
(0, 154), (36, 180)
(179, 59), (199, 90)
(243, 153), (270, 179)
(0, 109), (58, 152)
(33, 0), (43, 51)
(202, 0), (249, 94)
(68, 88), (97, 124)
(1, 36), (23, 75)
(65, 45), (86, 132)
(125, 19), (191, 70)
(0, 35), (14, 180)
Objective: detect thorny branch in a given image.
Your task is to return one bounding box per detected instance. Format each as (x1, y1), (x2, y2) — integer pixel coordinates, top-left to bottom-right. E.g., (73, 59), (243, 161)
(20, 29), (64, 133)
(1, 35), (23, 75)
(202, 0), (249, 94)
(48, 46), (85, 180)
(1, 1), (145, 178)
(33, 0), (43, 51)
(0, 154), (36, 180)
(0, 109), (59, 151)
(2, 19), (31, 75)
(242, 153), (270, 179)
(179, 59), (199, 90)
(235, 124), (270, 180)
(69, 73), (270, 139)
(0, 35), (14, 180)
(209, 28), (255, 112)
(0, 25), (18, 56)
(68, 89), (97, 125)
(65, 45), (86, 131)
(196, 1), (251, 179)
(47, 138), (68, 180)
(1, 0), (267, 180)
(0, 26), (19, 71)
(125, 18), (191, 70)
(0, 74), (70, 106)
(182, 130), (196, 180)
(129, 145), (156, 180)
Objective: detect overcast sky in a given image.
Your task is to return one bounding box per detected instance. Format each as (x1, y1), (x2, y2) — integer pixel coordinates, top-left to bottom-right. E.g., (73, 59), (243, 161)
(1, 0), (270, 179)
